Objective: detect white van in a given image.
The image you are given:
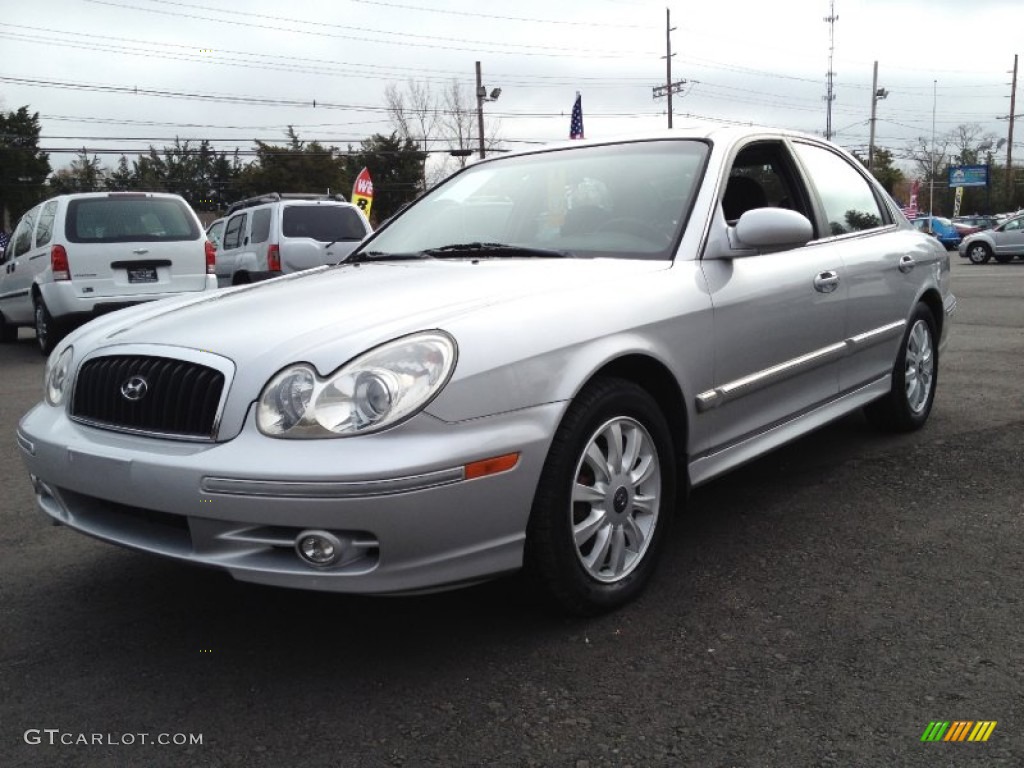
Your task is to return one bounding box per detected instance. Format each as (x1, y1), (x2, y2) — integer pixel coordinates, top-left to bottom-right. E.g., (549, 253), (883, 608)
(216, 193), (371, 286)
(0, 192), (217, 354)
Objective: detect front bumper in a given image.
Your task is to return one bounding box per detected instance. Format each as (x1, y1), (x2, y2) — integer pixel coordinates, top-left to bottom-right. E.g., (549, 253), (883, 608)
(17, 401), (561, 594)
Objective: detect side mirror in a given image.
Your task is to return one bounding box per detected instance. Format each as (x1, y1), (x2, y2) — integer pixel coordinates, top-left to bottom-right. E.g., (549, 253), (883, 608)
(731, 208), (813, 252)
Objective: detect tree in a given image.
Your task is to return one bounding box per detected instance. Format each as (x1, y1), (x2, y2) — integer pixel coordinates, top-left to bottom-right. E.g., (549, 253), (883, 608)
(343, 132), (426, 222)
(49, 148), (105, 194)
(0, 107), (51, 228)
(236, 127), (349, 202)
(853, 146), (903, 194)
(904, 124), (1011, 215)
(105, 155), (135, 191)
(384, 79), (501, 189)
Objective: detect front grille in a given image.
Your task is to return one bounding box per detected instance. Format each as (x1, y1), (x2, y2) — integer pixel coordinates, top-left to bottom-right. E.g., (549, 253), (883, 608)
(70, 355), (225, 439)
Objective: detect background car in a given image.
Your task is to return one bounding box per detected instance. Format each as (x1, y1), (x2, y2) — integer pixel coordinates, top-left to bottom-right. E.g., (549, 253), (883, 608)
(911, 215), (961, 250)
(0, 191), (217, 353)
(958, 213), (1024, 263)
(215, 193), (371, 286)
(17, 126), (953, 615)
(952, 214), (998, 235)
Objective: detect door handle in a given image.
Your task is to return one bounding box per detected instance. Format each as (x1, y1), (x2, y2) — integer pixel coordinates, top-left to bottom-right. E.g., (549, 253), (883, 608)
(898, 254), (916, 273)
(813, 270), (840, 293)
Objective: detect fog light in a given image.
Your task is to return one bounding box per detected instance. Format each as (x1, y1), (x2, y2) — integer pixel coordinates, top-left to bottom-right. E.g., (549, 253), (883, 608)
(295, 530), (344, 567)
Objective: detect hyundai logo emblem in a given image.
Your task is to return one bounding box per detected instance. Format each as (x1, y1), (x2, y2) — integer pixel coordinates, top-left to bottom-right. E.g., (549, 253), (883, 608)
(120, 375), (149, 402)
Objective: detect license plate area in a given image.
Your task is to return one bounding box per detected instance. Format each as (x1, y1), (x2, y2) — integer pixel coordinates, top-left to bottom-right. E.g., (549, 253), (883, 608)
(127, 266), (158, 283)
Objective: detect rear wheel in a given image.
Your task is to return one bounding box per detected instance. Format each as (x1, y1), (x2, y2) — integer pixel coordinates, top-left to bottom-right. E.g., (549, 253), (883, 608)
(865, 303), (937, 432)
(966, 243), (991, 264)
(524, 377), (676, 615)
(34, 296), (62, 356)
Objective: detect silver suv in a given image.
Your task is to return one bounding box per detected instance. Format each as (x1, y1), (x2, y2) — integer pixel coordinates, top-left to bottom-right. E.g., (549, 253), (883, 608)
(215, 193), (372, 286)
(0, 192), (217, 354)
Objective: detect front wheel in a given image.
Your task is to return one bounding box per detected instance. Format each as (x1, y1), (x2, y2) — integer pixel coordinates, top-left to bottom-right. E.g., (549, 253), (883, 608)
(524, 377), (676, 615)
(966, 243), (991, 264)
(865, 303), (937, 432)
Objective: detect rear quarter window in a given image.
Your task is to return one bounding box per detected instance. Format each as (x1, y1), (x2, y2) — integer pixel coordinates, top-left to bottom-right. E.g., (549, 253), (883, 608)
(66, 197), (199, 243)
(250, 208), (272, 244)
(282, 205), (367, 242)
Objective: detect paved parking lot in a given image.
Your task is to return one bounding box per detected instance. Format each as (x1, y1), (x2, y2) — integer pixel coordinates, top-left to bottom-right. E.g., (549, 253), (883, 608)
(2, 256), (1022, 767)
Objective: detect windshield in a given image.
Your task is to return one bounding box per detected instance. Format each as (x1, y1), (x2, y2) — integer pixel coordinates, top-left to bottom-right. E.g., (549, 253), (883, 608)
(365, 140), (708, 261)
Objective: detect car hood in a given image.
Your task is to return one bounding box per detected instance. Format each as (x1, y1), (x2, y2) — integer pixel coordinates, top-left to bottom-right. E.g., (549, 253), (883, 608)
(72, 257), (671, 375)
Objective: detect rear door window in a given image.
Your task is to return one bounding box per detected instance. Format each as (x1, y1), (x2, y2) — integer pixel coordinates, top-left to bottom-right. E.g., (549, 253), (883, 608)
(222, 213), (248, 250)
(282, 205), (366, 242)
(66, 196), (199, 243)
(9, 208), (39, 258)
(792, 142), (889, 235)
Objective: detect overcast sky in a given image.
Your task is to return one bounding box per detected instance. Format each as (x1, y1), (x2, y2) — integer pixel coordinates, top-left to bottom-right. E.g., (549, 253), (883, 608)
(2, 0), (1020, 174)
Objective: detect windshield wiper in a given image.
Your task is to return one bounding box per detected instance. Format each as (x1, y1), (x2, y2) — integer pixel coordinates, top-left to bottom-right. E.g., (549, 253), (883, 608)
(345, 250), (433, 264)
(425, 242), (571, 259)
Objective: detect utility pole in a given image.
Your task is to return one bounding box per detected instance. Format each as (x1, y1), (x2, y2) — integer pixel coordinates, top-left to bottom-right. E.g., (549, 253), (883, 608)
(473, 61), (502, 160)
(475, 61), (486, 160)
(867, 60), (888, 173)
(1007, 54), (1018, 206)
(823, 1), (838, 140)
(652, 8), (686, 128)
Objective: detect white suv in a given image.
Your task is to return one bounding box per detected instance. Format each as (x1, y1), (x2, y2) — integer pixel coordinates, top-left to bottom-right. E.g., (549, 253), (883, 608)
(216, 193), (371, 286)
(0, 192), (217, 354)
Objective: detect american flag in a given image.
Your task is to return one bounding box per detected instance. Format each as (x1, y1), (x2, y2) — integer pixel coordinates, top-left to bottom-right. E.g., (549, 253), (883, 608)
(569, 93), (584, 140)
(0, 231), (9, 253)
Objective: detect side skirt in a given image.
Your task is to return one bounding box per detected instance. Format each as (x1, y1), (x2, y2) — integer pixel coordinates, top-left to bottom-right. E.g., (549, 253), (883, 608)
(687, 376), (890, 488)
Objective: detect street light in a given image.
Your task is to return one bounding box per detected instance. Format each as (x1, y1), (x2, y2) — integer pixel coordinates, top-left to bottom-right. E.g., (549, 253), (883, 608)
(475, 61), (501, 159)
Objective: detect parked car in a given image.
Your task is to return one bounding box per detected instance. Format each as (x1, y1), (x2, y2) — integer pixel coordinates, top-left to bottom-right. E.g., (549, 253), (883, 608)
(0, 192), (217, 354)
(18, 126), (954, 614)
(910, 215), (961, 250)
(958, 213), (1024, 263)
(215, 193), (371, 286)
(952, 214), (998, 234)
(206, 217), (226, 251)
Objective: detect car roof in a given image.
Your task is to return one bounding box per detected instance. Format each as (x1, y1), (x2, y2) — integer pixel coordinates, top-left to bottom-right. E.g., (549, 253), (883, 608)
(477, 122), (834, 163)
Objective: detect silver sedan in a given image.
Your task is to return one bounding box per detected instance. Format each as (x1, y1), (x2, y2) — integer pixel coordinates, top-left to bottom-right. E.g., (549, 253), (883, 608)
(958, 213), (1024, 263)
(17, 125), (954, 614)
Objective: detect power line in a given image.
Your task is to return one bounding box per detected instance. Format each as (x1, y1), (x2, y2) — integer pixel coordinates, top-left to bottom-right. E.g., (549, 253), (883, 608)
(84, 0), (658, 59)
(346, 0), (657, 29)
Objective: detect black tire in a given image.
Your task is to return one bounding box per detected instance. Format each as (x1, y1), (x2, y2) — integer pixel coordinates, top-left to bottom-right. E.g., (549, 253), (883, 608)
(0, 313), (17, 343)
(231, 271), (251, 285)
(993, 251), (1014, 264)
(524, 377), (676, 615)
(33, 296), (62, 356)
(865, 303), (938, 433)
(966, 243), (991, 264)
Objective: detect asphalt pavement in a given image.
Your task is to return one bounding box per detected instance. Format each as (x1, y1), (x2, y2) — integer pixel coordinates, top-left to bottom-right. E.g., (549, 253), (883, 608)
(1, 255), (1022, 767)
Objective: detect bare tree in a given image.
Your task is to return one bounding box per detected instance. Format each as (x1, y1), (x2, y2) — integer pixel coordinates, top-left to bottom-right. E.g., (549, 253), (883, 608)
(948, 123), (999, 165)
(385, 80), (437, 193)
(385, 79), (502, 189)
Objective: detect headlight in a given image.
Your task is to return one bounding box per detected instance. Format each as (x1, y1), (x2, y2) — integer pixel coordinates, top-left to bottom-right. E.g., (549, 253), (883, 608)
(44, 346), (74, 406)
(256, 331), (457, 438)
